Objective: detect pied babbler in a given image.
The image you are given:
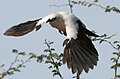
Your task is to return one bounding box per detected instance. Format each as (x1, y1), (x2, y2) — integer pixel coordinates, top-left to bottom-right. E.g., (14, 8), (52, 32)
(4, 11), (99, 75)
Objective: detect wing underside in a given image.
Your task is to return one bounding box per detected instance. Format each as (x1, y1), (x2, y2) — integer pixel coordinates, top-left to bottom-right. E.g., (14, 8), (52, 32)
(4, 18), (41, 36)
(63, 32), (98, 75)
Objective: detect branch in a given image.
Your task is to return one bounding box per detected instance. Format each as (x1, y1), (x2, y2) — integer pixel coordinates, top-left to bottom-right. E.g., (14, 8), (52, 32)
(0, 49), (31, 79)
(50, 0), (120, 14)
(44, 40), (63, 79)
(92, 34), (120, 78)
(71, 0), (120, 13)
(68, 0), (73, 13)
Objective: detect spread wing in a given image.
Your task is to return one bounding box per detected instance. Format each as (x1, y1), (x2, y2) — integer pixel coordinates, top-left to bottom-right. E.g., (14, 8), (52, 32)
(62, 19), (99, 75)
(4, 18), (41, 36)
(3, 12), (65, 37)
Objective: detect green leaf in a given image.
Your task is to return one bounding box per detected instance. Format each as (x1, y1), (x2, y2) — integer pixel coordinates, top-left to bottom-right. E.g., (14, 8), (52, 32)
(113, 41), (120, 44)
(48, 66), (53, 69)
(59, 53), (63, 57)
(29, 55), (36, 59)
(105, 6), (111, 12)
(50, 53), (59, 59)
(36, 54), (47, 63)
(7, 71), (14, 75)
(52, 69), (57, 73)
(57, 62), (62, 66)
(71, 1), (77, 4)
(116, 63), (120, 68)
(29, 53), (37, 59)
(53, 72), (59, 77)
(45, 60), (52, 64)
(50, 48), (55, 51)
(111, 57), (117, 63)
(18, 52), (26, 55)
(111, 63), (120, 69)
(112, 52), (120, 56)
(49, 41), (54, 44)
(100, 34), (107, 37)
(17, 64), (22, 68)
(111, 64), (116, 69)
(113, 52), (119, 55)
(44, 49), (50, 52)
(47, 55), (51, 60)
(88, 4), (92, 7)
(94, 0), (99, 2)
(12, 49), (18, 53)
(117, 44), (120, 49)
(99, 39), (104, 44)
(13, 68), (20, 72)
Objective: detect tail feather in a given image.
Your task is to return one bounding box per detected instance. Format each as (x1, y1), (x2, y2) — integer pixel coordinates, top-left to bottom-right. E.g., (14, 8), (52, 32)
(79, 42), (98, 65)
(79, 45), (97, 66)
(75, 45), (94, 69)
(63, 35), (98, 75)
(4, 18), (41, 36)
(70, 50), (77, 73)
(66, 50), (71, 69)
(71, 48), (82, 74)
(63, 49), (68, 64)
(71, 39), (90, 73)
(78, 32), (99, 56)
(72, 47), (90, 73)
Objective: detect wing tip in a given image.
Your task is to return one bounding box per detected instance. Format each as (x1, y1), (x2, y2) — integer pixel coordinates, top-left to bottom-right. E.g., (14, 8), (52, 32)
(3, 18), (42, 37)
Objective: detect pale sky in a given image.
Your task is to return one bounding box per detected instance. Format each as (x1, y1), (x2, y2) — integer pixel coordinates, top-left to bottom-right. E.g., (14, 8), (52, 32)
(0, 0), (120, 79)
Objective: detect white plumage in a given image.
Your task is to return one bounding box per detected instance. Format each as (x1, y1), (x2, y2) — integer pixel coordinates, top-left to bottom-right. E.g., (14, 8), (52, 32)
(36, 11), (80, 39)
(4, 11), (99, 75)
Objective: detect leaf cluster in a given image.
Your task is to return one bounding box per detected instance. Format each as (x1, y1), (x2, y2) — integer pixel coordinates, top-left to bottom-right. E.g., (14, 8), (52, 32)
(71, 0), (120, 14)
(91, 34), (120, 79)
(0, 49), (29, 79)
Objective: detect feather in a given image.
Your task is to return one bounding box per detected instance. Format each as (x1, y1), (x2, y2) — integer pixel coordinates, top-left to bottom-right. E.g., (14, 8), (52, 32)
(70, 48), (83, 74)
(4, 18), (41, 36)
(76, 20), (99, 37)
(63, 36), (98, 74)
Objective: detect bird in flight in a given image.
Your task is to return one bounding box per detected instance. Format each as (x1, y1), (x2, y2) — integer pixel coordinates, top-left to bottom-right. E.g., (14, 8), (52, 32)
(4, 11), (99, 75)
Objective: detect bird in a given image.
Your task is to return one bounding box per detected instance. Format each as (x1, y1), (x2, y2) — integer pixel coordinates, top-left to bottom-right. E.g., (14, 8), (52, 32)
(4, 11), (99, 75)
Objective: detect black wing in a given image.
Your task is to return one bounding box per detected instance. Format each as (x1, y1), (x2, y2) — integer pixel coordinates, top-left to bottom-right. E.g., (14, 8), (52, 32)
(62, 20), (99, 75)
(76, 20), (99, 37)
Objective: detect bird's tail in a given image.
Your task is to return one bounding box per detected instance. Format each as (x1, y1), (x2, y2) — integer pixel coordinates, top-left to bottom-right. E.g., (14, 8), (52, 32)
(63, 33), (99, 75)
(4, 18), (41, 36)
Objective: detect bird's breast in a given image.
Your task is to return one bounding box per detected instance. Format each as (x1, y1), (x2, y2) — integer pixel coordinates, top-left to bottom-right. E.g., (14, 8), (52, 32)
(49, 19), (66, 32)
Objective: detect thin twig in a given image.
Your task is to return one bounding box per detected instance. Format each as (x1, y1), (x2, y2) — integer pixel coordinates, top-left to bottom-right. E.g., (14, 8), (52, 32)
(68, 0), (73, 13)
(0, 53), (19, 78)
(115, 55), (120, 78)
(71, 0), (106, 9)
(102, 40), (120, 78)
(96, 36), (120, 78)
(0, 52), (31, 79)
(45, 40), (63, 79)
(49, 4), (68, 7)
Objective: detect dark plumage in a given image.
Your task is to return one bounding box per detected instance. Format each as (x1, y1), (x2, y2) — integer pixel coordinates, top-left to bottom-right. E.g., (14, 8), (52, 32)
(62, 20), (99, 75)
(4, 18), (41, 36)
